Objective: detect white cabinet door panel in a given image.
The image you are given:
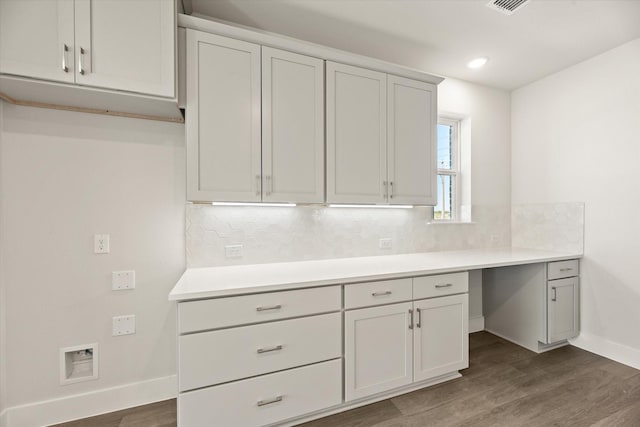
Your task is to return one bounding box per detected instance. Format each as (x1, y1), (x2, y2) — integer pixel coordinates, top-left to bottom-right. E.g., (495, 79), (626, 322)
(327, 61), (387, 204)
(387, 75), (436, 205)
(345, 302), (413, 401)
(0, 0), (75, 83)
(73, 0), (175, 97)
(414, 294), (468, 382)
(262, 47), (324, 203)
(186, 30), (261, 202)
(548, 277), (579, 343)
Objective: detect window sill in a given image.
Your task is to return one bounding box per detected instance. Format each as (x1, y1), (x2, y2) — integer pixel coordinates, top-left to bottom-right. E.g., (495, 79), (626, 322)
(426, 220), (476, 225)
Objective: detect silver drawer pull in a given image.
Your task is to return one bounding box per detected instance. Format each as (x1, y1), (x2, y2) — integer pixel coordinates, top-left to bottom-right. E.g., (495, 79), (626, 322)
(559, 268), (573, 272)
(372, 291), (392, 297)
(257, 344), (283, 354)
(435, 283), (453, 289)
(256, 304), (282, 312)
(417, 308), (422, 328)
(408, 309), (413, 330)
(257, 395), (283, 407)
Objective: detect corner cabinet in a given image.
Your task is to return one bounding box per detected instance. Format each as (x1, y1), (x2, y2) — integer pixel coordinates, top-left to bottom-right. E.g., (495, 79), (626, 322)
(0, 0), (175, 98)
(326, 62), (437, 205)
(186, 29), (325, 203)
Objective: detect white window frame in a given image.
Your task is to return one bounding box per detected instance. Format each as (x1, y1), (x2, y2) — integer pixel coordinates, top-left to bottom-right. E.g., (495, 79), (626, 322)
(434, 117), (460, 221)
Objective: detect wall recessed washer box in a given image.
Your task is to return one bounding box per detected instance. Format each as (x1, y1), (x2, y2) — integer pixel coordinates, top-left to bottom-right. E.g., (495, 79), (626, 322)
(59, 343), (99, 385)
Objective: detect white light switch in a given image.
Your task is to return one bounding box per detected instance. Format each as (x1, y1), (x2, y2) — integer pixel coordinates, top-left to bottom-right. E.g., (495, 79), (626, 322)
(112, 315), (135, 336)
(94, 234), (110, 254)
(112, 271), (135, 290)
(225, 244), (243, 258)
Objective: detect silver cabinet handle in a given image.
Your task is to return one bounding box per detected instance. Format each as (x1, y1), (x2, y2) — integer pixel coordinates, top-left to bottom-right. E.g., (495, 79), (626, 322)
(408, 309), (413, 329)
(383, 180), (388, 198)
(257, 395), (283, 407)
(266, 175), (272, 196)
(435, 283), (453, 289)
(389, 181), (394, 199)
(372, 291), (392, 297)
(62, 44), (69, 72)
(559, 268), (573, 272)
(257, 344), (283, 354)
(78, 47), (86, 75)
(416, 308), (422, 328)
(551, 286), (557, 302)
(255, 174), (261, 196)
(256, 304), (281, 312)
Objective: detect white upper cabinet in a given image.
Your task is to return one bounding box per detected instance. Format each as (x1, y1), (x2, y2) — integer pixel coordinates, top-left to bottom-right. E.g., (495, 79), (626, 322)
(0, 0), (75, 83)
(186, 31), (262, 202)
(186, 30), (325, 203)
(327, 62), (437, 205)
(327, 61), (387, 204)
(387, 75), (437, 205)
(262, 47), (324, 203)
(0, 0), (175, 98)
(73, 0), (175, 97)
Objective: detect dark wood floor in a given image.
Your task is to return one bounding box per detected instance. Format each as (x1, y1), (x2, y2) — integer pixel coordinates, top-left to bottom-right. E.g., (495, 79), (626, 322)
(52, 332), (640, 427)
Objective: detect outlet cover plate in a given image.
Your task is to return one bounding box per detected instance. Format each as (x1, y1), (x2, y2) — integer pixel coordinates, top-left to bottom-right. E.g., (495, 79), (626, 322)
(112, 315), (136, 336)
(112, 270), (135, 290)
(225, 244), (243, 258)
(379, 238), (393, 249)
(94, 234), (110, 254)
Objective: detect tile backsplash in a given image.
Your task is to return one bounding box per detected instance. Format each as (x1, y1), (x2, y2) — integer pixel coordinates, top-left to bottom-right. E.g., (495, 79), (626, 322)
(186, 204), (511, 267)
(511, 202), (585, 254)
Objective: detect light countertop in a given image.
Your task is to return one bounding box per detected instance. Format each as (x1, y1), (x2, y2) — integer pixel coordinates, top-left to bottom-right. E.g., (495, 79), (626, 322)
(169, 248), (582, 301)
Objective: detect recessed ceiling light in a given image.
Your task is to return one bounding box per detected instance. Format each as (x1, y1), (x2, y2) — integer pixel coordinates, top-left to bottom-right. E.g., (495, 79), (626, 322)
(467, 57), (489, 69)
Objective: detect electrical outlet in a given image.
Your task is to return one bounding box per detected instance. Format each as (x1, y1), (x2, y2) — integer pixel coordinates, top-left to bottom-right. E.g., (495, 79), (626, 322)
(225, 244), (243, 258)
(379, 238), (393, 249)
(112, 315), (135, 336)
(94, 234), (110, 254)
(112, 271), (135, 290)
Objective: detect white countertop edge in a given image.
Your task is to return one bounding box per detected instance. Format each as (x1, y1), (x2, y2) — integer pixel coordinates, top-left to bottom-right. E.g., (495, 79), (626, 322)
(169, 248), (582, 301)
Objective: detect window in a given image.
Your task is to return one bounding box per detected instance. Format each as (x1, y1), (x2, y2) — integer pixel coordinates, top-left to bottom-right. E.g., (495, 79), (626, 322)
(434, 118), (460, 220)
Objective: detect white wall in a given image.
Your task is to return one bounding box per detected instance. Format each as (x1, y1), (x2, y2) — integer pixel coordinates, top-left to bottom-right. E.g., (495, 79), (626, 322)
(0, 100), (7, 423)
(512, 38), (640, 367)
(0, 104), (185, 425)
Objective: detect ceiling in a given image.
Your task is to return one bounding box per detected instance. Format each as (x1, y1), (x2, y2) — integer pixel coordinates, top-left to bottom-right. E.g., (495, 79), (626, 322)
(189, 0), (640, 90)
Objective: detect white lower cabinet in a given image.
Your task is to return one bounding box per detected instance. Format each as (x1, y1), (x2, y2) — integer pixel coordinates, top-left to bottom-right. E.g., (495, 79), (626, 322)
(345, 276), (469, 402)
(344, 302), (413, 401)
(414, 294), (469, 381)
(547, 276), (579, 343)
(179, 359), (342, 427)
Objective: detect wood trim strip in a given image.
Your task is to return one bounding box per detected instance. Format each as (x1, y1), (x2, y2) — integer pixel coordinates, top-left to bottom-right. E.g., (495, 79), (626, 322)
(0, 91), (185, 123)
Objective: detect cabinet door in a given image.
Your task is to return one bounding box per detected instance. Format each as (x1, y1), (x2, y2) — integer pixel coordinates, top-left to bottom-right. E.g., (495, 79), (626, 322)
(262, 47), (324, 203)
(414, 294), (468, 382)
(548, 277), (579, 343)
(387, 75), (437, 205)
(344, 302), (413, 401)
(186, 30), (261, 202)
(326, 62), (387, 204)
(74, 0), (175, 97)
(0, 0), (75, 83)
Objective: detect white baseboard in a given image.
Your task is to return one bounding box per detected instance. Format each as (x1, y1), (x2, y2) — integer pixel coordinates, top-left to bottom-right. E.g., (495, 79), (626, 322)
(3, 375), (176, 427)
(469, 315), (485, 333)
(570, 333), (640, 370)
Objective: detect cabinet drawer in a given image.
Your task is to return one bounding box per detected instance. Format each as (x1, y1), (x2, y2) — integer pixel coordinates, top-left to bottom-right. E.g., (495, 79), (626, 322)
(179, 313), (341, 392)
(179, 359), (342, 427)
(548, 259), (579, 280)
(413, 272), (468, 299)
(344, 278), (412, 309)
(178, 286), (341, 333)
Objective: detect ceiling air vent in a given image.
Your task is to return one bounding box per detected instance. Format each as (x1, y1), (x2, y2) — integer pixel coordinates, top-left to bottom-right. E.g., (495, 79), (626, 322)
(486, 0), (530, 15)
